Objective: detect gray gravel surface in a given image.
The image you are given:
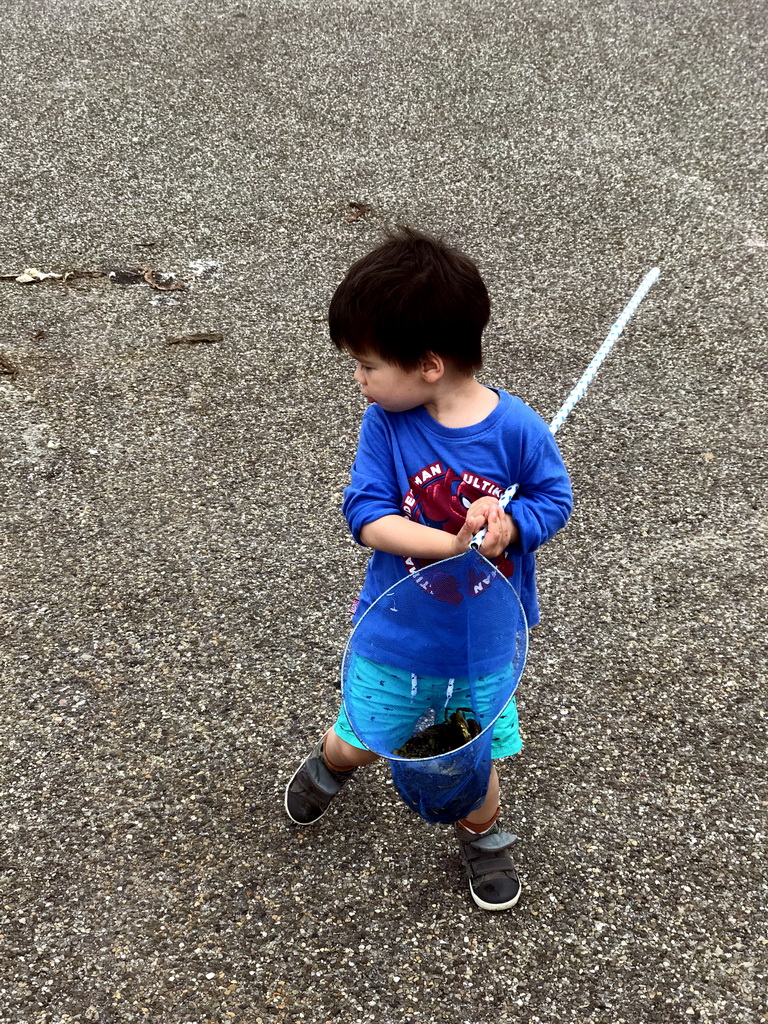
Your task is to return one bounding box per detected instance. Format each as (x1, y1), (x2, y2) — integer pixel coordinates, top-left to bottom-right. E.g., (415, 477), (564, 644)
(1, 1), (766, 1022)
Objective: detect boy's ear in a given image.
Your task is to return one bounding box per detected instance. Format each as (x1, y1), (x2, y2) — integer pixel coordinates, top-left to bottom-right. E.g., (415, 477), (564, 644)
(420, 351), (445, 382)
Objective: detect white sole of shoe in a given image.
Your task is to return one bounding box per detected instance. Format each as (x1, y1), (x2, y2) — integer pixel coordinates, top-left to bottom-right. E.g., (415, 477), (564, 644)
(469, 880), (522, 911)
(284, 744), (334, 825)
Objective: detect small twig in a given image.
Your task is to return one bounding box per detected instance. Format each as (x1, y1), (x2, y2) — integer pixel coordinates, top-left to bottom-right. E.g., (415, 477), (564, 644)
(0, 354), (19, 380)
(63, 270), (107, 284)
(167, 332), (223, 346)
(345, 201), (374, 223)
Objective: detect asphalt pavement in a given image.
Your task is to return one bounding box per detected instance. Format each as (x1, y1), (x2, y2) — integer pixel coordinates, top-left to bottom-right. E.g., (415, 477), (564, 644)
(1, 1), (766, 1022)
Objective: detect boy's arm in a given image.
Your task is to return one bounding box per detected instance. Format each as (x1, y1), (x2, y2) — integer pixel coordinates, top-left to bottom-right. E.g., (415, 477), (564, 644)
(342, 408), (406, 545)
(359, 506), (510, 559)
(464, 427), (572, 557)
(511, 429), (572, 553)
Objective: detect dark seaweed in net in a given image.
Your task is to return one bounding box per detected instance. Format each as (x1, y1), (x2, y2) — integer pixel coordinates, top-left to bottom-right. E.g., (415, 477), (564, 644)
(394, 709), (482, 758)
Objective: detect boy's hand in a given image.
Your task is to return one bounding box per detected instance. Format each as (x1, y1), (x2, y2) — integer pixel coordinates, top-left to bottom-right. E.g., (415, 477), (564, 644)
(463, 497), (518, 558)
(359, 503), (518, 562)
(450, 515), (482, 557)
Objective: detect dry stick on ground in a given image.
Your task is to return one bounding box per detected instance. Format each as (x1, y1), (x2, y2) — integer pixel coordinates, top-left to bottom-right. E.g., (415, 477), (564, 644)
(0, 354), (19, 380)
(167, 332), (224, 345)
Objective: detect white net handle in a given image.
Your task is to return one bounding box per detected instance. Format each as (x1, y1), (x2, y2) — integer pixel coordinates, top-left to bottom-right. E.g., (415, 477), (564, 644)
(470, 267), (660, 551)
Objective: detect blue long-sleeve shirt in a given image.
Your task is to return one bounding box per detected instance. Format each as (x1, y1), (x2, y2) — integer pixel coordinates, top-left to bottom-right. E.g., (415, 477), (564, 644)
(343, 389), (573, 645)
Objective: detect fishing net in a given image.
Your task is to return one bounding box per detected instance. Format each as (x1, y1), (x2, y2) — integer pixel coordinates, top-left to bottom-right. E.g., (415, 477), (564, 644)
(341, 549), (528, 824)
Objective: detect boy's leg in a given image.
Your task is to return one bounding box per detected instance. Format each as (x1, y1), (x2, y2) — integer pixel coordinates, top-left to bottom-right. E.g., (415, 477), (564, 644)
(284, 728), (379, 825)
(461, 764), (500, 829)
(455, 766), (521, 911)
(324, 730), (379, 769)
(286, 653), (418, 826)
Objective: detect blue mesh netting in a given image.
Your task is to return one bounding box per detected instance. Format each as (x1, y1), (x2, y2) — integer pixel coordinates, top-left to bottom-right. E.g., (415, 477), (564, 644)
(341, 549), (528, 824)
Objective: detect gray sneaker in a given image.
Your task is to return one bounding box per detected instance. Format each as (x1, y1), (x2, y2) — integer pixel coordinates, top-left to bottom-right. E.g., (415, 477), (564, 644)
(285, 738), (357, 824)
(455, 823), (521, 911)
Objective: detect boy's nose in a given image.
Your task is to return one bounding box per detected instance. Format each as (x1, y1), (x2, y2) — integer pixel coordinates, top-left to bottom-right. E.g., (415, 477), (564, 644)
(353, 365), (365, 384)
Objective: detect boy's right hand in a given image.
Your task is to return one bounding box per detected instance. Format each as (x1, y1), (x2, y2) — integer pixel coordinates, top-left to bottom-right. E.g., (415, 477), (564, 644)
(462, 497), (518, 558)
(450, 514), (483, 556)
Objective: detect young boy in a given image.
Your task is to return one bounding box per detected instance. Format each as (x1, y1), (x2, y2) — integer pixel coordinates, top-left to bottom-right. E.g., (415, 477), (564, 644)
(285, 227), (572, 911)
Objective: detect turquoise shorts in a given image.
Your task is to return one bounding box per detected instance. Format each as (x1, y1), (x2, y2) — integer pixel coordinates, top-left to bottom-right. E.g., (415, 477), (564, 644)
(334, 654), (522, 760)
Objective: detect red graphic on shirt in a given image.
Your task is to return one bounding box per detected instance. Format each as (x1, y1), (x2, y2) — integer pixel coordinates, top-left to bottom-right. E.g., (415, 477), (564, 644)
(400, 461), (515, 602)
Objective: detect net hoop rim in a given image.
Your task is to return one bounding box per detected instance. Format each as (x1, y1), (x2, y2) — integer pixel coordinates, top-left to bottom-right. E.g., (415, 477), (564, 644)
(340, 551), (530, 763)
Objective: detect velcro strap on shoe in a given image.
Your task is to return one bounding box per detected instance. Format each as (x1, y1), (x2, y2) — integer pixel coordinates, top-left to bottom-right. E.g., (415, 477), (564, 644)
(304, 752), (348, 796)
(468, 853), (516, 878)
(469, 830), (517, 853)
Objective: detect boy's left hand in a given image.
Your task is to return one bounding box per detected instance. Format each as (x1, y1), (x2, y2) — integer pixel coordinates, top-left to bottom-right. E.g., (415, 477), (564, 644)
(464, 497), (518, 558)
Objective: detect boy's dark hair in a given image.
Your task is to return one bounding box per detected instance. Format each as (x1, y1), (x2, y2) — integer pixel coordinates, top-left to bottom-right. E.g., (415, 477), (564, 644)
(329, 226), (490, 374)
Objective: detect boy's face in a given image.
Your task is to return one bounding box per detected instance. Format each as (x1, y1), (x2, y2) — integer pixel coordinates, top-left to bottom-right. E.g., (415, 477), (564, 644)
(348, 350), (431, 413)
